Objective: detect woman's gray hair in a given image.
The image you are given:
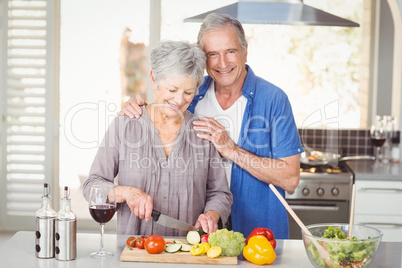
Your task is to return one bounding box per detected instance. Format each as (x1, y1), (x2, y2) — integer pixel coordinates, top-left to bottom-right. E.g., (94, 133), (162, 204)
(197, 13), (248, 51)
(150, 40), (206, 91)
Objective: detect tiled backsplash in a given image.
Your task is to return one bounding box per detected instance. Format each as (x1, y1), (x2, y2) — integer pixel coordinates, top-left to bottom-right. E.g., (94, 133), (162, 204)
(298, 129), (397, 156)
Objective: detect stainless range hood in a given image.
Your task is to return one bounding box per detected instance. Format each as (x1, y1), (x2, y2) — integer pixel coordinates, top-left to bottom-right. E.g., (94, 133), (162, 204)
(184, 1), (359, 27)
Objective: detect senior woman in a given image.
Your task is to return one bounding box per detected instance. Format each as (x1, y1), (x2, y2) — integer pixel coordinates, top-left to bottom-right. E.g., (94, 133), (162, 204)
(83, 40), (232, 236)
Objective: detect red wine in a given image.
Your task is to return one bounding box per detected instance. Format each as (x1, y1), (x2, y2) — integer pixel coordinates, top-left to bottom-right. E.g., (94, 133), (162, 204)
(89, 205), (116, 223)
(371, 138), (386, 147)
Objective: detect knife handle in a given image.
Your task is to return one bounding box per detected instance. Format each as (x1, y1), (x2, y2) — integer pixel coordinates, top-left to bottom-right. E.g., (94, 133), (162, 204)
(151, 209), (161, 221)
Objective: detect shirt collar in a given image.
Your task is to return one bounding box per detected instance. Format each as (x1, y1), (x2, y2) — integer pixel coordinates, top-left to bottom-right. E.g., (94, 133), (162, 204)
(241, 65), (256, 100)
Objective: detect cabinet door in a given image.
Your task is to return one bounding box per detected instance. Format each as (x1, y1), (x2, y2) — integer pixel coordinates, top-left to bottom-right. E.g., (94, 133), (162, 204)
(355, 215), (402, 242)
(355, 181), (402, 216)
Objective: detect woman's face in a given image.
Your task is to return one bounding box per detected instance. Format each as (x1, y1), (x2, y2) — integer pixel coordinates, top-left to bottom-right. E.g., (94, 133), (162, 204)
(151, 74), (198, 118)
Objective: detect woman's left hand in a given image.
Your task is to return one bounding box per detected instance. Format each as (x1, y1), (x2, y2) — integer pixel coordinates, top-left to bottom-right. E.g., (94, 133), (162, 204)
(195, 211), (220, 234)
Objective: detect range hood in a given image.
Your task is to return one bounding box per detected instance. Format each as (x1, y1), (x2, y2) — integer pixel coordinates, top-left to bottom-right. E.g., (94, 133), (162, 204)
(184, 1), (359, 27)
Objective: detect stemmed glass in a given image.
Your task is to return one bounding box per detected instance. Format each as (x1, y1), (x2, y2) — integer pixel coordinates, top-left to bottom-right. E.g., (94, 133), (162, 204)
(370, 123), (386, 167)
(89, 185), (116, 257)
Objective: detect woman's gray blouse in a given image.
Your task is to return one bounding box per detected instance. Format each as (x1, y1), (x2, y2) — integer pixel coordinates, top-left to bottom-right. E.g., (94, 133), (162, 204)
(83, 106), (233, 236)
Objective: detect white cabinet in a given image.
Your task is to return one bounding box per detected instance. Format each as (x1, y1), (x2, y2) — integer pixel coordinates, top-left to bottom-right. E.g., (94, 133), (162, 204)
(355, 180), (402, 242)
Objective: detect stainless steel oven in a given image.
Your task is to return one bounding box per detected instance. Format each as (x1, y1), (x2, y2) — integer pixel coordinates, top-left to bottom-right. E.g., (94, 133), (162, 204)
(285, 164), (354, 239)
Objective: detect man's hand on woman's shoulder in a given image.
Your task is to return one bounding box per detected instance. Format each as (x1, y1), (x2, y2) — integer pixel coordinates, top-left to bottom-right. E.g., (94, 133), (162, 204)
(117, 97), (146, 118)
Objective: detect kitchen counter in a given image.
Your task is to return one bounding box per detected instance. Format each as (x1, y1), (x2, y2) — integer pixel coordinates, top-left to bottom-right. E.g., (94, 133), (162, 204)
(1, 231), (401, 267)
(346, 159), (402, 181)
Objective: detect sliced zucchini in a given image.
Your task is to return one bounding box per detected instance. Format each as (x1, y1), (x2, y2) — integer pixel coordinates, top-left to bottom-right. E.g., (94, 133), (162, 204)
(179, 244), (192, 252)
(165, 243), (182, 253)
(173, 240), (186, 244)
(186, 230), (201, 245)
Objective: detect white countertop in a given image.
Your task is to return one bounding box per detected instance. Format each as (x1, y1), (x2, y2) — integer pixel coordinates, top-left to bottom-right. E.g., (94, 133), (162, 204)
(1, 231), (401, 267)
(346, 159), (402, 181)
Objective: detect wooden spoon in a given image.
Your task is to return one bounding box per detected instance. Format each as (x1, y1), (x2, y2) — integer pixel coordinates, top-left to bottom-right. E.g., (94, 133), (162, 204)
(269, 184), (334, 268)
(348, 184), (356, 239)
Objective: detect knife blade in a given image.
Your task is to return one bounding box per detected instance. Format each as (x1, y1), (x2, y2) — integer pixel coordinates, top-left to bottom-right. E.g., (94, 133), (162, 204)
(151, 209), (198, 232)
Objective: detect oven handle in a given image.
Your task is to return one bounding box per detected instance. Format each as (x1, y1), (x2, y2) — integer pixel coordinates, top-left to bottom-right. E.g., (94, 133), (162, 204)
(289, 205), (339, 211)
(359, 187), (402, 192)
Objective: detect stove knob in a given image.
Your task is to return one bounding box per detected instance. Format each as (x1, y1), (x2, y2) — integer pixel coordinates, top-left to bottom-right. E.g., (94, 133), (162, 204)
(316, 187), (325, 196)
(302, 188), (310, 196)
(331, 187), (339, 196)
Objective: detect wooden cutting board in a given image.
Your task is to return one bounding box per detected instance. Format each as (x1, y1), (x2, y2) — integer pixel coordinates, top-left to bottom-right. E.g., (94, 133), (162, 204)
(120, 239), (238, 265)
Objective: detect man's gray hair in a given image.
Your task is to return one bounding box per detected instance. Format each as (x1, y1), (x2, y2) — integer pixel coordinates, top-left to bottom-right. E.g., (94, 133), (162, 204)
(150, 40), (206, 90)
(197, 13), (248, 51)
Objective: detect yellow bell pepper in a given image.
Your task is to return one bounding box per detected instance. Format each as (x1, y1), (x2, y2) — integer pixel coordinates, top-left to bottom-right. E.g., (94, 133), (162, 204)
(190, 244), (204, 256)
(243, 235), (276, 265)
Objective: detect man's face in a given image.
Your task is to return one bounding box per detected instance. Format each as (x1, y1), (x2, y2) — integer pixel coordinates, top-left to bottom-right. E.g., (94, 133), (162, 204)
(202, 25), (248, 91)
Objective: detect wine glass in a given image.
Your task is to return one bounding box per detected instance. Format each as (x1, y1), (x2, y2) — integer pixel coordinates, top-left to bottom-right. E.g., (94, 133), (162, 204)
(370, 123), (386, 167)
(89, 185), (116, 257)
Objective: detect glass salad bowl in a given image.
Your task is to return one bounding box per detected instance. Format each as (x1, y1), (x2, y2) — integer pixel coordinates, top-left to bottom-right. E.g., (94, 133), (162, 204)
(301, 224), (383, 268)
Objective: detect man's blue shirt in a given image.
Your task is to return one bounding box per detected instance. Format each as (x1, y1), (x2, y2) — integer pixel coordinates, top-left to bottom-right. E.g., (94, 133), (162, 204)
(188, 65), (303, 239)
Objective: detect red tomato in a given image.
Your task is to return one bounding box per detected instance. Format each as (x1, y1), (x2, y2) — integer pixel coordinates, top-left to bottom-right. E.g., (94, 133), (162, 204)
(135, 237), (145, 249)
(144, 235), (166, 254)
(126, 236), (136, 247)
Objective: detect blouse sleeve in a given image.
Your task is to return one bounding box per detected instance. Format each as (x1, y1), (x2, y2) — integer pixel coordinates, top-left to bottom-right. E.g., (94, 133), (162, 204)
(82, 116), (122, 201)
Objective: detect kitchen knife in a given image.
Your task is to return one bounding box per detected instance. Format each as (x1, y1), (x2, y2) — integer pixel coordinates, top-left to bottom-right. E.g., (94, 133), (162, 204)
(151, 209), (198, 232)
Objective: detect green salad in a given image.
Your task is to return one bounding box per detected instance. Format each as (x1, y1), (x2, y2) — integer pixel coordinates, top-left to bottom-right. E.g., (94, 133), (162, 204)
(307, 226), (379, 268)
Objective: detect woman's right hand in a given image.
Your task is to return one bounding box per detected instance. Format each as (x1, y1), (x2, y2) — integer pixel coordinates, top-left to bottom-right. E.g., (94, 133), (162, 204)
(115, 186), (153, 221)
(117, 97), (146, 118)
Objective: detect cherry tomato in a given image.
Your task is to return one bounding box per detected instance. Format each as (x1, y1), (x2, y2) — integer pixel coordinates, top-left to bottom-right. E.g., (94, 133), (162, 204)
(126, 236), (136, 247)
(135, 237), (145, 249)
(144, 235), (166, 254)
